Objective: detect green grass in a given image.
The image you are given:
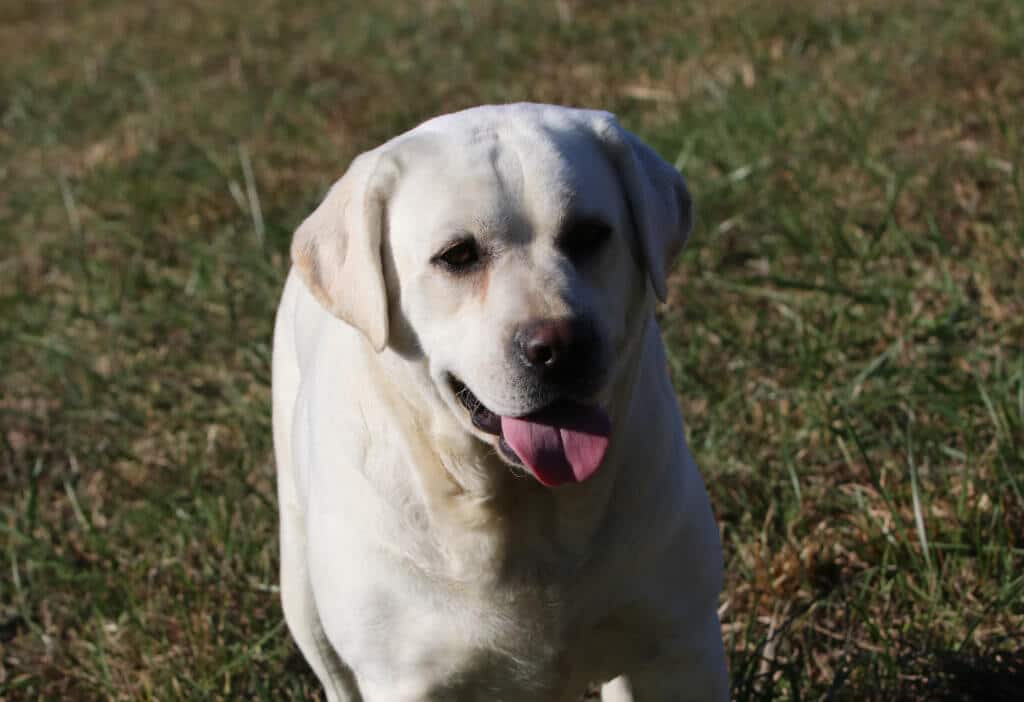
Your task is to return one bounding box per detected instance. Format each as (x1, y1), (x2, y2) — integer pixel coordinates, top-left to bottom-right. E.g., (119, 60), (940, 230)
(2, 1), (1022, 699)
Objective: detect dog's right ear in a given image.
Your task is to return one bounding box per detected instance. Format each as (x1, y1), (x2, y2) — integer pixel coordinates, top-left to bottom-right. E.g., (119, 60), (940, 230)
(291, 151), (396, 352)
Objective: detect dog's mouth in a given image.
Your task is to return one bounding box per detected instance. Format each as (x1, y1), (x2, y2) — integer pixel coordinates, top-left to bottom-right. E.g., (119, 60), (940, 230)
(447, 375), (612, 487)
(449, 376), (518, 457)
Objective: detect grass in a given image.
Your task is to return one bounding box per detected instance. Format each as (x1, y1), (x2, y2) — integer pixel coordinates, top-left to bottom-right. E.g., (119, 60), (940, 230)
(1, 0), (1022, 699)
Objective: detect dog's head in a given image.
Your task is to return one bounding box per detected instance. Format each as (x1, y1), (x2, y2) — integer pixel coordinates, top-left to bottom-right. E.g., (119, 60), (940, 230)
(292, 104), (692, 487)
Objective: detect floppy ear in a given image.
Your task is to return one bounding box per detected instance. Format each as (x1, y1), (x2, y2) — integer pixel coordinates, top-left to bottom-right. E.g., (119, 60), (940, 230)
(591, 115), (694, 301)
(291, 151), (395, 351)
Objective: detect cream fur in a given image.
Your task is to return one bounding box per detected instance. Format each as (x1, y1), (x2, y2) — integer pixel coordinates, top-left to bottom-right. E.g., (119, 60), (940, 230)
(272, 103), (728, 701)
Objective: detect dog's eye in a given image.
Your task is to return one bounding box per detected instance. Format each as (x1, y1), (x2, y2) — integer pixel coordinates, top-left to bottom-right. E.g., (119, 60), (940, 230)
(560, 218), (612, 261)
(434, 238), (481, 272)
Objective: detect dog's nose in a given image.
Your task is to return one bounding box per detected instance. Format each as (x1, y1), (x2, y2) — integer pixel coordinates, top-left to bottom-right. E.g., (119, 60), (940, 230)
(518, 319), (575, 370)
(513, 317), (606, 393)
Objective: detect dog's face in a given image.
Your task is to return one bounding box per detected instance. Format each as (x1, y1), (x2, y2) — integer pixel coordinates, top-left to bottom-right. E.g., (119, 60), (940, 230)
(388, 126), (637, 423)
(292, 105), (693, 486)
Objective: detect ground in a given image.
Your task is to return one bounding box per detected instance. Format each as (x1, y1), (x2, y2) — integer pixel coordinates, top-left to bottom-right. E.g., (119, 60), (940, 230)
(1, 1), (1022, 700)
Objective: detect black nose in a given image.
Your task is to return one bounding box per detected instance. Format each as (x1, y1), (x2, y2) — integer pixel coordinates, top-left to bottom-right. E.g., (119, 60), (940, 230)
(518, 319), (575, 370)
(514, 318), (606, 394)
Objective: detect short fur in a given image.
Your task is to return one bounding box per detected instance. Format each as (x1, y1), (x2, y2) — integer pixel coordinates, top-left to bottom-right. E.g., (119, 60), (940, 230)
(273, 103), (728, 701)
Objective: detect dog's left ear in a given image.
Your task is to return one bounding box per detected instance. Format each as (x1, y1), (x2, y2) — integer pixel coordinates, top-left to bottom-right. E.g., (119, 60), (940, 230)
(291, 151), (396, 352)
(591, 115), (694, 301)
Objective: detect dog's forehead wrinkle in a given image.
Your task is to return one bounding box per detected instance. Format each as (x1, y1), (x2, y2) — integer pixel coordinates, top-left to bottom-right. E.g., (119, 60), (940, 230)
(393, 115), (615, 258)
(393, 144), (540, 257)
(486, 132), (525, 203)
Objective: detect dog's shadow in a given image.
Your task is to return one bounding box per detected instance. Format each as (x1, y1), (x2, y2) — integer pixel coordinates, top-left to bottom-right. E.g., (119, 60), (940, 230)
(731, 629), (1024, 701)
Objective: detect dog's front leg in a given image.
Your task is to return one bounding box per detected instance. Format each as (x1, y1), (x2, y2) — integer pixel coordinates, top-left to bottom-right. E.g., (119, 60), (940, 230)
(279, 506), (363, 702)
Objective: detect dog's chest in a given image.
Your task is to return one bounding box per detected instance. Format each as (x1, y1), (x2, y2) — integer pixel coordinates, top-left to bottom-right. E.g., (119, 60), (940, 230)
(322, 559), (639, 699)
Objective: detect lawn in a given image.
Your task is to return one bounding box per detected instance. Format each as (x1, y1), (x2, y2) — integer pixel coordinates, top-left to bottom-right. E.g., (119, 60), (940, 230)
(1, 1), (1022, 699)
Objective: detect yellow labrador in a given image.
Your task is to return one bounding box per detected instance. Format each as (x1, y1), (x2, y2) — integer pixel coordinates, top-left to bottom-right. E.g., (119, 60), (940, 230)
(272, 103), (727, 701)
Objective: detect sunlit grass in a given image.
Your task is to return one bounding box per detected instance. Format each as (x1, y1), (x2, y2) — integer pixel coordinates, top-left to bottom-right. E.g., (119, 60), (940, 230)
(1, 1), (1021, 699)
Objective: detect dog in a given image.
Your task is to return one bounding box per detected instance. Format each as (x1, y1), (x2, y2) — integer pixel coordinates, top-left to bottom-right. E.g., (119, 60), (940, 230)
(272, 103), (728, 701)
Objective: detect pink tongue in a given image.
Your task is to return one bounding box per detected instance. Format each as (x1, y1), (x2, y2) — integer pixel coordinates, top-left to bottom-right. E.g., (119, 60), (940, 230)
(500, 403), (611, 487)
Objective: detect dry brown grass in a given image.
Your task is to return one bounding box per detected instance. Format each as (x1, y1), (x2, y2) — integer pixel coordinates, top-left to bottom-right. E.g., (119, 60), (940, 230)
(2, 1), (1022, 699)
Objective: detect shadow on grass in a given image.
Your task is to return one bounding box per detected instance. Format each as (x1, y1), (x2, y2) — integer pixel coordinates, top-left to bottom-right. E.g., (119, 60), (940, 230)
(730, 602), (1024, 701)
(898, 645), (1024, 702)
